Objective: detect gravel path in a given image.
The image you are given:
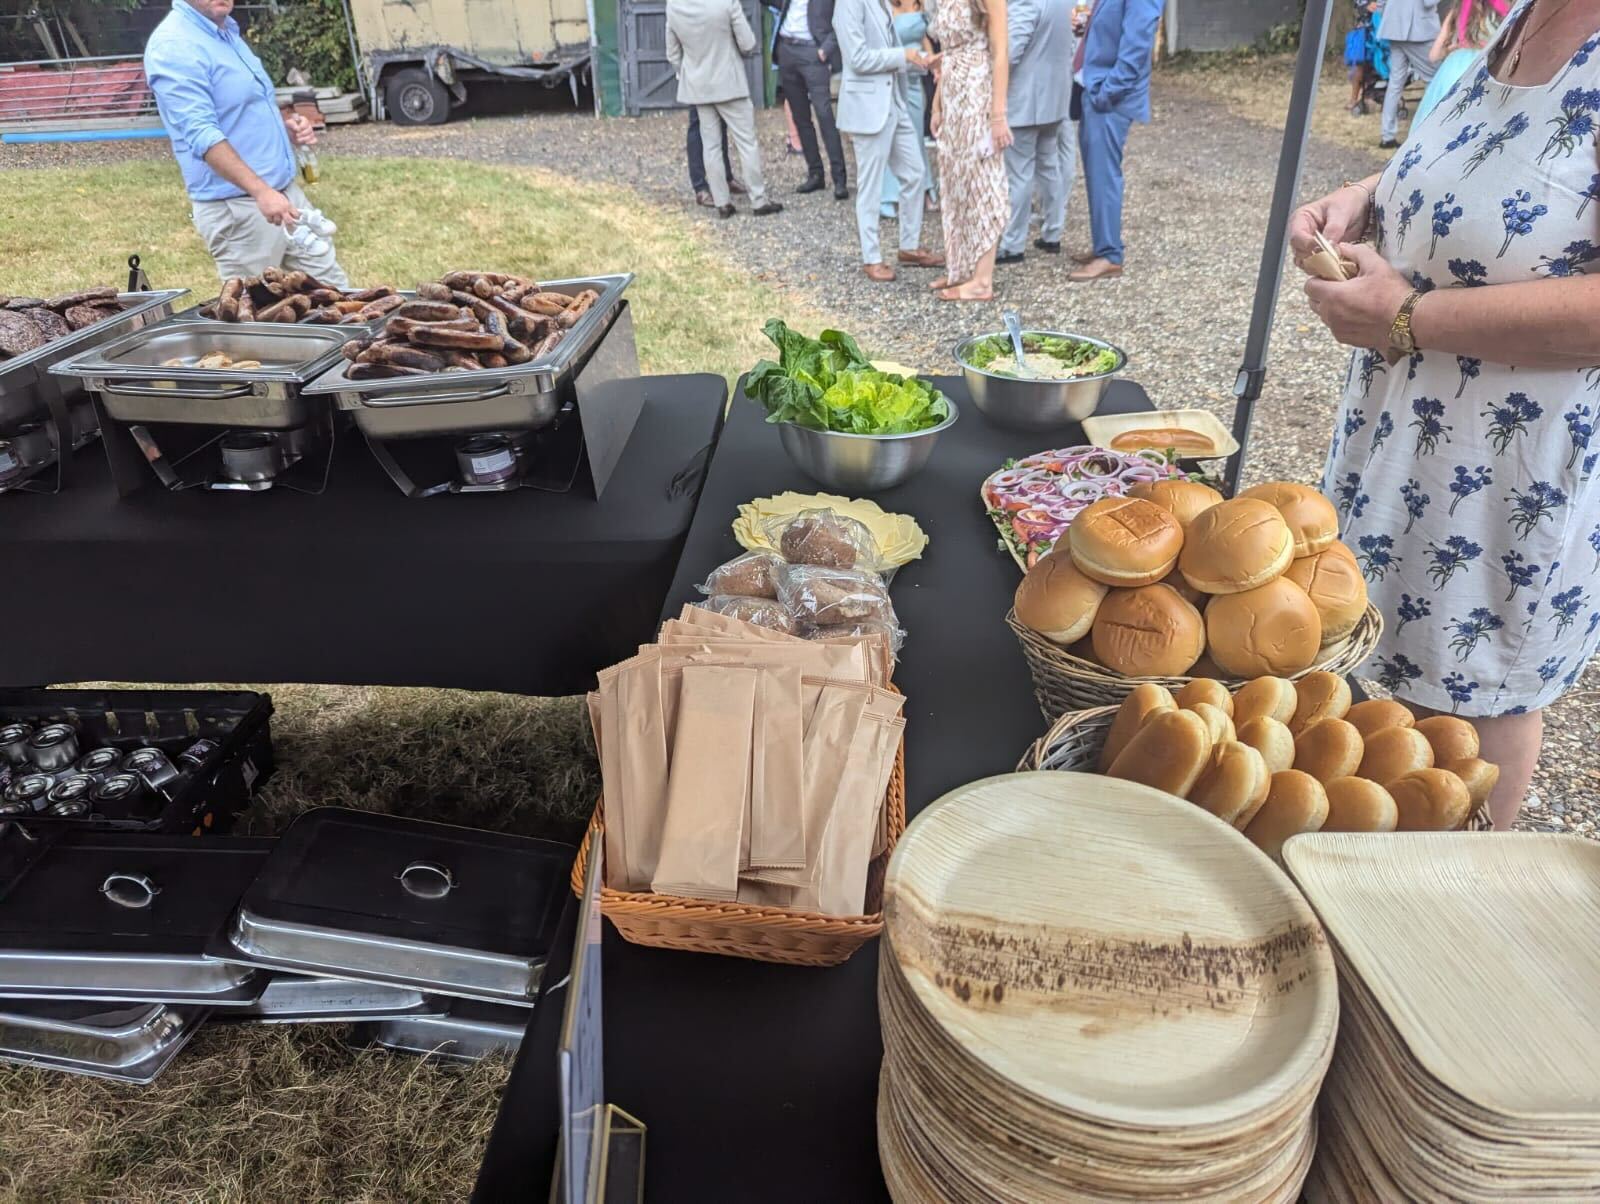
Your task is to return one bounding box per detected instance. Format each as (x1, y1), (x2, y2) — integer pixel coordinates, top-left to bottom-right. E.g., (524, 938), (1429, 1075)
(6, 78), (1595, 831)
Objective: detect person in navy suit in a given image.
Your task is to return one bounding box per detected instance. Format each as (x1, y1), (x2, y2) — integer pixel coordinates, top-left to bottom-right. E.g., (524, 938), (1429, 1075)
(1070, 0), (1161, 282)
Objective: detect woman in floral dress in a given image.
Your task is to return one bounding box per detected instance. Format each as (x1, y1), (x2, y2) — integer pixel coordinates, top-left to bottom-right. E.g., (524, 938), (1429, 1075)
(1293, 0), (1600, 828)
(928, 0), (1012, 301)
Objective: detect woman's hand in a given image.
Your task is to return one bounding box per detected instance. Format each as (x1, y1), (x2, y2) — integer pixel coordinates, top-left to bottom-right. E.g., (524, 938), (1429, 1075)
(1304, 243), (1414, 350)
(1289, 184), (1371, 259)
(990, 115), (1013, 151)
(931, 92), (943, 138)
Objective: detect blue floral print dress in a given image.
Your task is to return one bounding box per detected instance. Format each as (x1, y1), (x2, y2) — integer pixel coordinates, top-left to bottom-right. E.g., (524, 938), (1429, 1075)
(1322, 8), (1600, 717)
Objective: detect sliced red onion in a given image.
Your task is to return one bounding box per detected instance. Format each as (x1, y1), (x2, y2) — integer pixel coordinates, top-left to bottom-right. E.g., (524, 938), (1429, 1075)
(1076, 452), (1122, 478)
(1129, 450), (1175, 470)
(1100, 481), (1126, 496)
(1042, 500), (1080, 522)
(989, 468), (1030, 489)
(1058, 479), (1106, 505)
(1118, 464), (1165, 485)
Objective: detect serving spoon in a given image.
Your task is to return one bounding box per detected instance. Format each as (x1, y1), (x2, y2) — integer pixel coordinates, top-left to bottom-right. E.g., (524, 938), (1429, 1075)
(1002, 309), (1027, 373)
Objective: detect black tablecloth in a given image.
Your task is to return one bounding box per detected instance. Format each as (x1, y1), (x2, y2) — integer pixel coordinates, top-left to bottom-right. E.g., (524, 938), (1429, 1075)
(475, 377), (1155, 1201)
(0, 375), (727, 695)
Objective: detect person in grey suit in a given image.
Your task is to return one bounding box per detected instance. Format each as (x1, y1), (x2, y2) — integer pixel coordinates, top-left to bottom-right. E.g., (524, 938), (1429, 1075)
(996, 0), (1073, 263)
(667, 0), (784, 217)
(1378, 0), (1441, 147)
(832, 0), (945, 279)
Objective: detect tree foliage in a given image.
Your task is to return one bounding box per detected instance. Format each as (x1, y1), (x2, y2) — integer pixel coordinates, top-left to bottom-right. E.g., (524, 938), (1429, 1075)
(245, 0), (358, 92)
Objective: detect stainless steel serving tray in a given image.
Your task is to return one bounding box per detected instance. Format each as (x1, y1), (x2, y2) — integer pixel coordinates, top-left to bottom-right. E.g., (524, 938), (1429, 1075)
(0, 1000), (208, 1084)
(350, 999), (526, 1063)
(301, 274), (632, 440)
(50, 321), (360, 430)
(167, 287), (407, 331)
(226, 973), (443, 1025)
(206, 808), (574, 1006)
(0, 290), (188, 428)
(0, 832), (272, 1006)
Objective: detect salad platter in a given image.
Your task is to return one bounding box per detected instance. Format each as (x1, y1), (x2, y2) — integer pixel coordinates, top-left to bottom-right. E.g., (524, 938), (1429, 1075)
(981, 446), (1191, 570)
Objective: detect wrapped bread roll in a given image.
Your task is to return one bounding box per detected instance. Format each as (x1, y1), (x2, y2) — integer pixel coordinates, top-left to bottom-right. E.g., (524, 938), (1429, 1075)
(1390, 768), (1472, 831)
(776, 565), (891, 626)
(1294, 718), (1365, 784)
(701, 550), (784, 600)
(1106, 709), (1213, 798)
(1359, 726), (1434, 784)
(1346, 698), (1415, 740)
(770, 509), (879, 570)
(1238, 715), (1296, 776)
(1323, 776), (1399, 833)
(1097, 683), (1178, 772)
(1244, 770), (1329, 859)
(1291, 671), (1352, 735)
(1176, 678), (1233, 716)
(698, 596), (796, 634)
(1188, 741), (1269, 827)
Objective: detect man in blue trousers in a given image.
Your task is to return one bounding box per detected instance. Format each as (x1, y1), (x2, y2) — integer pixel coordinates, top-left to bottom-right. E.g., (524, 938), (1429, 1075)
(1071, 0), (1161, 282)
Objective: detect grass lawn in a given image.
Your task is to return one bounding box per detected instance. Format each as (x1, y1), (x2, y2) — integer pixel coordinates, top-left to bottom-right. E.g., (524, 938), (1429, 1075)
(0, 157), (826, 1200)
(0, 156), (809, 378)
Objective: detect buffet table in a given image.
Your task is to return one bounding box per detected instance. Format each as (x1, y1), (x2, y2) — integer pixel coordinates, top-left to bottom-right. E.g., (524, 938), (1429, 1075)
(474, 375), (1158, 1200)
(0, 375), (726, 696)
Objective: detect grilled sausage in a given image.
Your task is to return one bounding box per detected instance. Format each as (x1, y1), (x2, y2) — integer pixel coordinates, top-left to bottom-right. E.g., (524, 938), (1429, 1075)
(355, 294), (405, 322)
(520, 293), (568, 317)
(384, 315), (479, 340)
(481, 309), (508, 340)
(236, 289), (256, 322)
(502, 336), (532, 365)
(449, 290), (498, 324)
(532, 330), (565, 359)
(306, 288), (343, 306)
(558, 289), (600, 329)
(486, 295), (536, 339)
(342, 338), (372, 362)
(280, 271), (311, 293)
(198, 303), (219, 319)
(302, 306), (343, 324)
(347, 286), (397, 303)
(359, 342), (446, 371)
(441, 350), (485, 371)
(334, 300), (367, 314)
(407, 326), (505, 351)
(262, 266), (285, 282)
(396, 300), (463, 323)
(415, 282), (455, 302)
(348, 362), (431, 379)
(480, 352), (508, 368)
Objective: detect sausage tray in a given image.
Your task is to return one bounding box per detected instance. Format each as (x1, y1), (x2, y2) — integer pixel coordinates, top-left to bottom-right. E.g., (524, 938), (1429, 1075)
(0, 290), (188, 430)
(50, 322), (362, 429)
(301, 274), (631, 439)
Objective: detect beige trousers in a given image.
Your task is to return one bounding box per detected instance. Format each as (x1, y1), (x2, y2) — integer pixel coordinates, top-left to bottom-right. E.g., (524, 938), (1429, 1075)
(190, 181), (350, 288)
(695, 98), (768, 209)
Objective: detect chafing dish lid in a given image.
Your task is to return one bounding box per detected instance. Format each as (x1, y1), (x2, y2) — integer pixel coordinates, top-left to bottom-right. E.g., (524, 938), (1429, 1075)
(210, 808), (573, 1003)
(229, 973), (441, 1023)
(0, 999), (208, 1082)
(49, 320), (358, 384)
(0, 833), (273, 1003)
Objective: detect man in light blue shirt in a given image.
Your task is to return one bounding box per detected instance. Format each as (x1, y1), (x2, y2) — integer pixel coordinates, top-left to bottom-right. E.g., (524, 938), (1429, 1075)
(144, 0), (348, 286)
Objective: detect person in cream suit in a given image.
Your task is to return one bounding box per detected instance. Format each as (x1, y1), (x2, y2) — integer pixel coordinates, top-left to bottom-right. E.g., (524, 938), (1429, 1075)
(667, 0), (783, 217)
(832, 0), (945, 279)
(996, 0), (1073, 263)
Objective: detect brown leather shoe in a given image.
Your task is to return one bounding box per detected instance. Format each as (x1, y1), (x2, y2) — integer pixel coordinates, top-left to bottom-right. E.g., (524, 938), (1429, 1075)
(863, 263), (897, 282)
(1068, 257), (1123, 282)
(897, 248), (945, 268)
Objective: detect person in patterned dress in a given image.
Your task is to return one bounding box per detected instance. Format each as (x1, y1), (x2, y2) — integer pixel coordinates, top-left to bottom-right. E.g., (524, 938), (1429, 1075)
(1293, 0), (1600, 828)
(929, 0), (1014, 300)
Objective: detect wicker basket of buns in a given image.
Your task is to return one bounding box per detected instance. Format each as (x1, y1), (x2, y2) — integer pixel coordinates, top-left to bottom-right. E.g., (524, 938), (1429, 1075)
(1019, 678), (1495, 860)
(570, 714), (906, 968)
(1009, 478), (1383, 720)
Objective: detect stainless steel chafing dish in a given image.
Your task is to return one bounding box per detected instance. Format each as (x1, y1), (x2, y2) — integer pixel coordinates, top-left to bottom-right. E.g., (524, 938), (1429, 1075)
(0, 290), (188, 431)
(301, 274), (632, 439)
(50, 322), (361, 430)
(0, 1000), (208, 1084)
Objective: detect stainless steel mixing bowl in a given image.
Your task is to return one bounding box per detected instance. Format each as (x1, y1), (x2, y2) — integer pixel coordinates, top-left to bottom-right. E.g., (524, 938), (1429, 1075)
(775, 401), (959, 494)
(954, 330), (1127, 432)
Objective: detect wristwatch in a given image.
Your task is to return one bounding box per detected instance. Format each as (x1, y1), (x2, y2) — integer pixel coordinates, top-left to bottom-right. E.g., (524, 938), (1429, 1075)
(1388, 289), (1424, 355)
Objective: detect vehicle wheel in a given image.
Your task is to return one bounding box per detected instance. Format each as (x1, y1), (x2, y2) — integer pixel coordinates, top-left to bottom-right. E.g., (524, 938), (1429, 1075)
(386, 68), (451, 125)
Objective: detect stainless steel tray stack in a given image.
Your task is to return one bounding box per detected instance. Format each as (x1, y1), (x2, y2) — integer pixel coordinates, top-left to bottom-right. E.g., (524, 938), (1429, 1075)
(0, 289), (187, 495)
(50, 321), (362, 494)
(302, 275), (642, 497)
(0, 807), (574, 1083)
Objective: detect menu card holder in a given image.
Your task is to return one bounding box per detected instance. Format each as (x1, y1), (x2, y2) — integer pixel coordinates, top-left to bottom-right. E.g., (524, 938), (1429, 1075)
(549, 839), (646, 1204)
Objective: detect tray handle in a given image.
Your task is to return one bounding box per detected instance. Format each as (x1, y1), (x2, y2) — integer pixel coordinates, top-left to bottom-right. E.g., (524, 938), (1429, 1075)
(359, 382), (511, 408)
(104, 380), (255, 401)
(397, 861), (456, 899)
(101, 872), (161, 909)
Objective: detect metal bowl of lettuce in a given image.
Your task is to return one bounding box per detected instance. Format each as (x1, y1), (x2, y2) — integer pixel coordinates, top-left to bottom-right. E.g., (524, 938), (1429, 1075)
(747, 320), (959, 493)
(955, 330), (1126, 432)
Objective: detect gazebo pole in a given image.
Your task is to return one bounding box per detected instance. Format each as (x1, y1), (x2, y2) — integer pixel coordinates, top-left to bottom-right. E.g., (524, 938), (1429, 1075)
(1224, 0), (1339, 496)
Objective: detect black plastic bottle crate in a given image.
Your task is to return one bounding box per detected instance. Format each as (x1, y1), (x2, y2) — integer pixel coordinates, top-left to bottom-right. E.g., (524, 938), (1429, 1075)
(0, 688), (274, 833)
